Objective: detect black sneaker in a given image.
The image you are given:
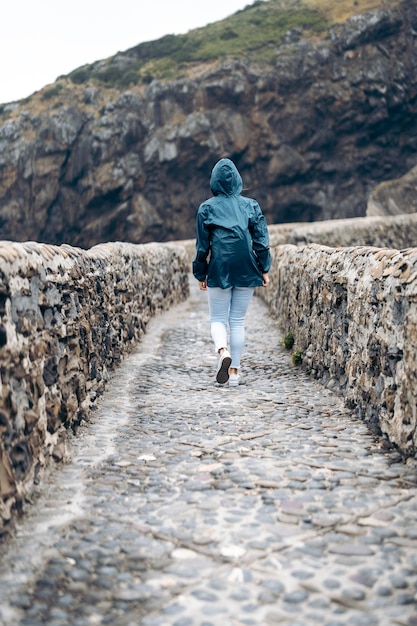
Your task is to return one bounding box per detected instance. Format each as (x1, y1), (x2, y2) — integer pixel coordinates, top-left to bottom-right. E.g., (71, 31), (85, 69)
(216, 349), (232, 384)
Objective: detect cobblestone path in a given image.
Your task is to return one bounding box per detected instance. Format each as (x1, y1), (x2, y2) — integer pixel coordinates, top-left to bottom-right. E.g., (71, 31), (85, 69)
(1, 278), (417, 626)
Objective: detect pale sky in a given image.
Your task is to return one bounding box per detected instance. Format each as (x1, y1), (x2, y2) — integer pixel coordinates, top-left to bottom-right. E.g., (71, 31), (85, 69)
(1, 0), (251, 104)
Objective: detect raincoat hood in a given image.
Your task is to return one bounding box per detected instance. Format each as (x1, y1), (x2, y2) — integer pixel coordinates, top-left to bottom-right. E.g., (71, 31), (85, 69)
(210, 158), (243, 197)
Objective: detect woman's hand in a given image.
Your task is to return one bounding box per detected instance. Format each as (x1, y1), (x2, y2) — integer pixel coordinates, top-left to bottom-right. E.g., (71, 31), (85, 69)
(262, 273), (270, 287)
(198, 280), (207, 291)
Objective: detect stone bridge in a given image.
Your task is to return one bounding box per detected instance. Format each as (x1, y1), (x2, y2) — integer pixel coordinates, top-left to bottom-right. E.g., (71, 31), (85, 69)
(0, 213), (417, 625)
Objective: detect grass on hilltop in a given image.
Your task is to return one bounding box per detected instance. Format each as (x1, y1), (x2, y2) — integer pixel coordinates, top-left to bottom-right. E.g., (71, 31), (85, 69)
(304, 0), (395, 23)
(0, 0), (402, 111)
(69, 1), (327, 88)
(67, 0), (399, 90)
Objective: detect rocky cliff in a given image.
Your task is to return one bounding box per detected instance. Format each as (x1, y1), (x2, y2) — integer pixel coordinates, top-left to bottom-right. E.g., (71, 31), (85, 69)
(0, 0), (416, 248)
(367, 163), (417, 217)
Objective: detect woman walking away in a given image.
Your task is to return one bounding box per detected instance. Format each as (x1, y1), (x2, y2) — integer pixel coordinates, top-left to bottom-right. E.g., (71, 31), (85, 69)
(192, 158), (271, 387)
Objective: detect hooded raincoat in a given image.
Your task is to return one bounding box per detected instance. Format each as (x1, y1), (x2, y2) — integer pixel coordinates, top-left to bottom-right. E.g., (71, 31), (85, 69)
(192, 159), (271, 289)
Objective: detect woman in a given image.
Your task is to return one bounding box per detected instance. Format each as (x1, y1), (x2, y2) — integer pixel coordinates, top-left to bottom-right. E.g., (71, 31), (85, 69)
(192, 158), (271, 386)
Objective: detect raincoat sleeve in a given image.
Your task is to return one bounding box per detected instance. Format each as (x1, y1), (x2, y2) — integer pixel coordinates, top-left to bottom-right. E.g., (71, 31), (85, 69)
(249, 202), (272, 274)
(192, 205), (210, 282)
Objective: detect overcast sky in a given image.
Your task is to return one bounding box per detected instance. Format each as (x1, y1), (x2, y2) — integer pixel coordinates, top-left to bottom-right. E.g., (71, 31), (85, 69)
(1, 0), (251, 104)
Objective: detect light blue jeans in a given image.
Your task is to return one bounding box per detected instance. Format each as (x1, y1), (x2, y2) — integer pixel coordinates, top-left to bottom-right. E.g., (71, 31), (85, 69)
(208, 286), (255, 370)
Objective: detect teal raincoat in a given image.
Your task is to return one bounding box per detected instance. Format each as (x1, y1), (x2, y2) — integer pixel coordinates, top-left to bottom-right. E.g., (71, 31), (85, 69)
(192, 158), (271, 288)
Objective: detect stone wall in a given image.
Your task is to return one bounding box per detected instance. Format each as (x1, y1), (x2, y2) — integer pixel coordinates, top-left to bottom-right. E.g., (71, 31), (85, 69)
(0, 241), (189, 531)
(259, 243), (417, 456)
(180, 214), (417, 263)
(268, 213), (417, 249)
(3, 211), (416, 532)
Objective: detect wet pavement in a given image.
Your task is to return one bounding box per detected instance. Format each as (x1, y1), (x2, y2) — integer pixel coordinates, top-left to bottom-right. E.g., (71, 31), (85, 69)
(0, 277), (417, 626)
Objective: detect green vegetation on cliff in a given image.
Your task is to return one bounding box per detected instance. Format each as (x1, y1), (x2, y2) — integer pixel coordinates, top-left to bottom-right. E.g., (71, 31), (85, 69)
(0, 0), (402, 107)
(65, 0), (401, 89)
(69, 0), (328, 88)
